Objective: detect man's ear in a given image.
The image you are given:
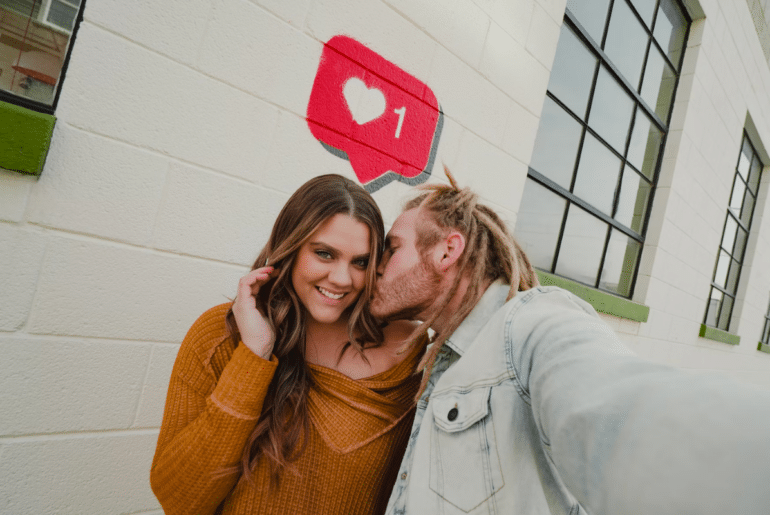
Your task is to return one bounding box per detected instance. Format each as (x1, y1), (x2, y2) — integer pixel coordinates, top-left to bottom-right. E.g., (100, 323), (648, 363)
(435, 231), (465, 272)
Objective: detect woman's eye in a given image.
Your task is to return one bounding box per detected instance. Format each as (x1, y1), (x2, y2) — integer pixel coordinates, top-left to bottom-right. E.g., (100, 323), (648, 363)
(315, 250), (332, 259)
(354, 258), (369, 268)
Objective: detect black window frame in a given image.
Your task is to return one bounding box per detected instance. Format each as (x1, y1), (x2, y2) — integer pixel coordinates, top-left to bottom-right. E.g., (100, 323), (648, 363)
(0, 0), (86, 115)
(518, 0), (691, 299)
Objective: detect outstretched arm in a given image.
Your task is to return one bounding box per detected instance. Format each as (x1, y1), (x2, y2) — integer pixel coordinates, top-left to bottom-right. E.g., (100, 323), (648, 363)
(510, 288), (770, 515)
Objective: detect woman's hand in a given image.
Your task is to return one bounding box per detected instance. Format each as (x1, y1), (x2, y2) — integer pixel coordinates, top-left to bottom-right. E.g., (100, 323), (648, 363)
(232, 266), (278, 359)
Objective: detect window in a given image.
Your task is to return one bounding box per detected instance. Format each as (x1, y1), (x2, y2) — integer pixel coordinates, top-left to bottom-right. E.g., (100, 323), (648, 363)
(514, 0), (689, 298)
(0, 0), (84, 113)
(761, 298), (770, 347)
(704, 134), (763, 331)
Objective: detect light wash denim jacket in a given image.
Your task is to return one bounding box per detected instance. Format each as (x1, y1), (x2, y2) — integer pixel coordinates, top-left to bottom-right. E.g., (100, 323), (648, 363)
(385, 283), (770, 515)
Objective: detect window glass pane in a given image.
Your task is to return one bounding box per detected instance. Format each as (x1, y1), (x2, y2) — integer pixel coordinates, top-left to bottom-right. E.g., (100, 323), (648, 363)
(729, 177), (746, 217)
(0, 0), (79, 106)
(567, 0), (612, 44)
(555, 205), (608, 286)
(705, 288), (722, 327)
(653, 0), (687, 68)
(47, 1), (77, 31)
(733, 226), (748, 261)
(599, 229), (641, 296)
(530, 98), (583, 190)
(748, 155), (762, 193)
(514, 179), (568, 272)
(548, 24), (599, 119)
(627, 108), (662, 179)
(588, 66), (635, 152)
(0, 0), (40, 16)
(573, 132), (623, 215)
(737, 140), (752, 179)
(725, 258), (741, 294)
(615, 168), (650, 232)
(641, 47), (676, 122)
(740, 188), (756, 227)
(721, 215), (738, 254)
(717, 294), (734, 330)
(714, 250), (730, 288)
(604, 0), (649, 89)
(629, 0), (656, 27)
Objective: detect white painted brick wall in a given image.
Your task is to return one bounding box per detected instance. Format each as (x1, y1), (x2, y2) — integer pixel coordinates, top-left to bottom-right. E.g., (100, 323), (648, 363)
(1, 0), (769, 512)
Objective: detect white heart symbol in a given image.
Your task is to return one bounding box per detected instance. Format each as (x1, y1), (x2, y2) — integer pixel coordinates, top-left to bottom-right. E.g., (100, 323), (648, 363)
(343, 77), (386, 125)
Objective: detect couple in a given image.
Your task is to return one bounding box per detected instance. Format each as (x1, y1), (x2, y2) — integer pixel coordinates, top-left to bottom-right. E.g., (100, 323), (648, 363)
(152, 172), (770, 515)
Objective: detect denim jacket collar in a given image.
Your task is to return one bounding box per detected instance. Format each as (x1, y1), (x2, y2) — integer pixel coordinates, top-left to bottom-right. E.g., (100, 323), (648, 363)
(444, 280), (510, 357)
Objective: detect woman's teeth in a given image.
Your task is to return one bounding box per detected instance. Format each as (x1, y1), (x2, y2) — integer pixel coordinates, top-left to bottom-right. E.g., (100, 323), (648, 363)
(318, 287), (344, 300)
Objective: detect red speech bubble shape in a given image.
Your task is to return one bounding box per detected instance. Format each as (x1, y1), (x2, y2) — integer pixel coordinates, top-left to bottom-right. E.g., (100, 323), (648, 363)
(307, 36), (443, 192)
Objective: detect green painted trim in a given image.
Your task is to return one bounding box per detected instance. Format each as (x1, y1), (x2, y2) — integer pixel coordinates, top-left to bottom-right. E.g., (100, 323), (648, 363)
(758, 342), (770, 354)
(698, 324), (741, 345)
(535, 270), (650, 323)
(0, 100), (56, 176)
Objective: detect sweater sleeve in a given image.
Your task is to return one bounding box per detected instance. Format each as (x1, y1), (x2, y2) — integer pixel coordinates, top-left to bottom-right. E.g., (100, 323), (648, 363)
(150, 309), (278, 515)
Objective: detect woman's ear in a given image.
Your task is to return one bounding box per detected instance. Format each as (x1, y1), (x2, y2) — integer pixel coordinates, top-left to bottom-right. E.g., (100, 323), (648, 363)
(435, 231), (465, 272)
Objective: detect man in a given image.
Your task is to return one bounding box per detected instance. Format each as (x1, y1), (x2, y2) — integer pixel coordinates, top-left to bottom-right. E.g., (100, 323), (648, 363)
(370, 170), (770, 515)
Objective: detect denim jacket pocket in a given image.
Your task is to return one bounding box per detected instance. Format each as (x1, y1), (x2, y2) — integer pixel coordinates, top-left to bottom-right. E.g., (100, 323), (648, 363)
(429, 387), (504, 513)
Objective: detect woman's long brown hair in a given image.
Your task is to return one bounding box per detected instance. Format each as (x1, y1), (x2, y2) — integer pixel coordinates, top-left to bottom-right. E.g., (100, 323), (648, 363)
(224, 174), (385, 484)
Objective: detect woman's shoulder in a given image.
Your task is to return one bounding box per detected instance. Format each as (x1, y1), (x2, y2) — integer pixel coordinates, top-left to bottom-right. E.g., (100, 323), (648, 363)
(177, 303), (236, 372)
(184, 303), (233, 344)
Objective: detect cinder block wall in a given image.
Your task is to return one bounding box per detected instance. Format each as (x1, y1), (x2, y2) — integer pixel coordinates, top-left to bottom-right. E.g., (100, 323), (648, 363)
(1, 0), (769, 512)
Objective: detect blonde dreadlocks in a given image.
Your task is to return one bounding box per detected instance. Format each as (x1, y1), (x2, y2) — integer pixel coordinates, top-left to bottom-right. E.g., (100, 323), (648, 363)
(403, 166), (539, 399)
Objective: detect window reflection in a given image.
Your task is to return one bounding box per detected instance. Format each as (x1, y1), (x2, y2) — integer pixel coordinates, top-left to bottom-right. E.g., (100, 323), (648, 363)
(588, 66), (634, 152)
(566, 0), (611, 44)
(604, 0), (648, 89)
(555, 206), (608, 286)
(705, 288), (723, 327)
(641, 47), (676, 121)
(653, 0), (687, 68)
(530, 97), (583, 190)
(548, 23), (598, 119)
(748, 155), (762, 193)
(573, 132), (622, 215)
(0, 0), (81, 107)
(615, 168), (650, 233)
(627, 108), (662, 179)
(629, 0), (656, 27)
(600, 229), (640, 296)
(514, 179), (567, 271)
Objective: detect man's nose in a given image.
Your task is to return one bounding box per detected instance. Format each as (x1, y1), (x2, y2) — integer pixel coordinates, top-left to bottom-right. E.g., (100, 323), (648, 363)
(376, 256), (387, 276)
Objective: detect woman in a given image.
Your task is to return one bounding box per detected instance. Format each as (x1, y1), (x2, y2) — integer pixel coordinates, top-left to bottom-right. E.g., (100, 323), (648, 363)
(150, 175), (424, 515)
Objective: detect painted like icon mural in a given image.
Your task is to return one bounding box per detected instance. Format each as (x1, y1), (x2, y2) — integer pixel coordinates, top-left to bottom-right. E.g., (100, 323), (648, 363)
(307, 35), (443, 192)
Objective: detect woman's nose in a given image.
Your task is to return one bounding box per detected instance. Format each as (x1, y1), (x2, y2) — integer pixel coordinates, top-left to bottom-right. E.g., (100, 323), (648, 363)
(329, 262), (353, 287)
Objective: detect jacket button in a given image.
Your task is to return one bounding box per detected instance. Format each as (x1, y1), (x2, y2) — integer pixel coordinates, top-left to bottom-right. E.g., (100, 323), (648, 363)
(447, 407), (458, 421)
(401, 472), (408, 480)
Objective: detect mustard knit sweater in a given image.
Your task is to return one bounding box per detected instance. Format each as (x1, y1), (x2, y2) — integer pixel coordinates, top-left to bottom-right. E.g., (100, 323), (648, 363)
(150, 303), (421, 515)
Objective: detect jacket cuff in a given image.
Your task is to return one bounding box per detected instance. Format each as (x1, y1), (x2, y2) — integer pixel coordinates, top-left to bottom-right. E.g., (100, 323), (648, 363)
(209, 344), (278, 420)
